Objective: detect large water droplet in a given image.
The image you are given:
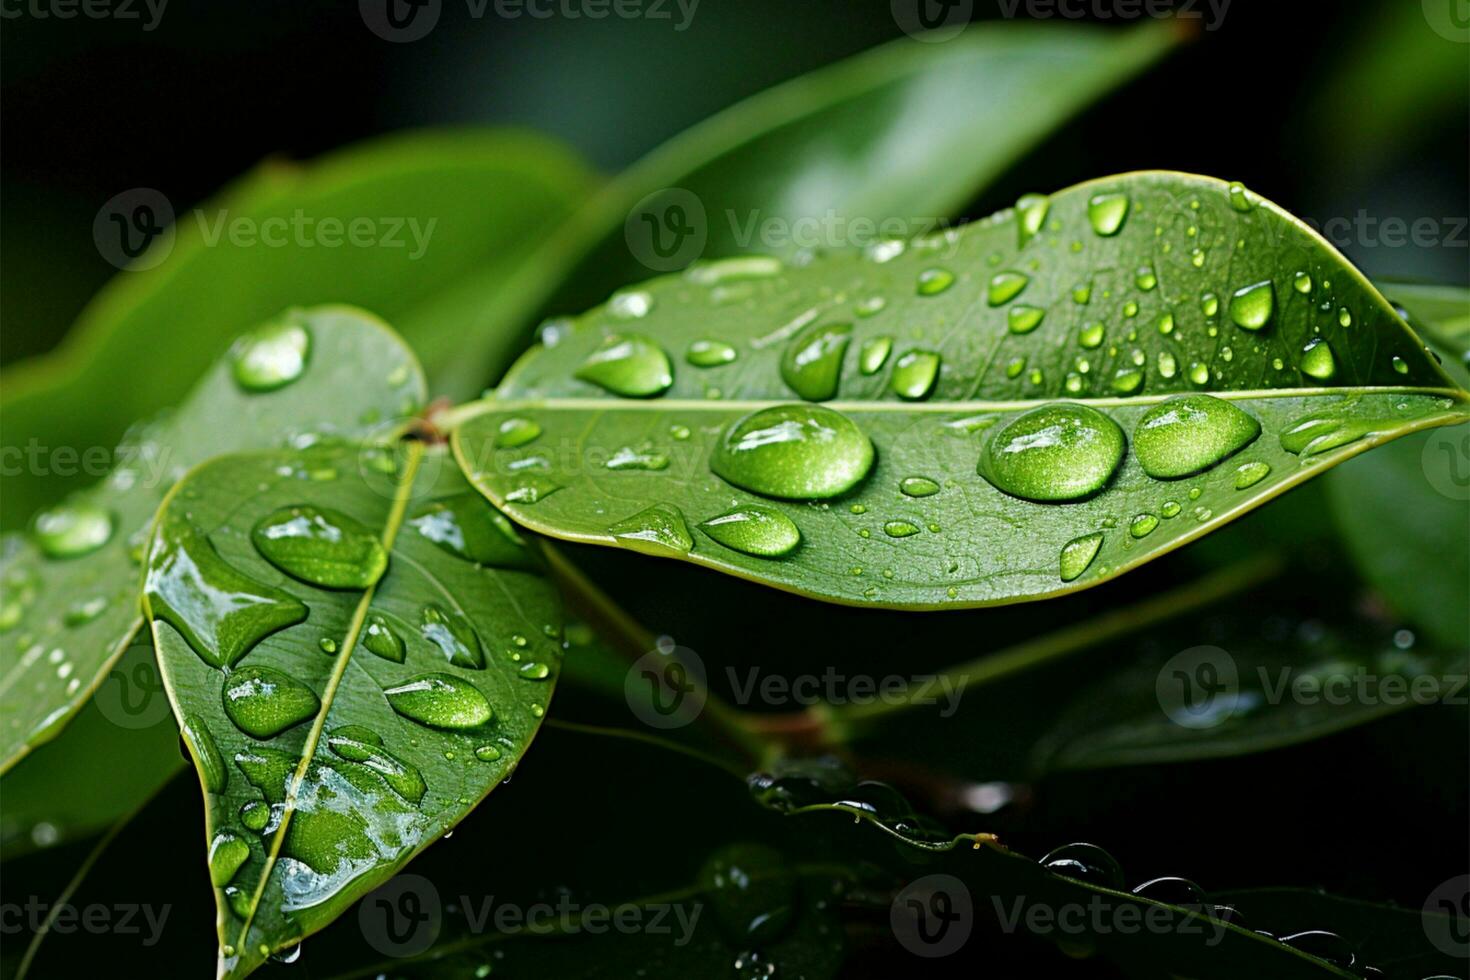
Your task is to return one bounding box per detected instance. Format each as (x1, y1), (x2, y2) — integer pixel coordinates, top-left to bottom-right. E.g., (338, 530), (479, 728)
(384, 673), (493, 729)
(1087, 192), (1130, 236)
(780, 322), (852, 401)
(408, 494), (529, 568)
(209, 831), (250, 887)
(231, 313), (310, 392)
(1059, 533), (1104, 582)
(1299, 338), (1337, 380)
(698, 505), (800, 558)
(1228, 281), (1274, 331)
(890, 350), (940, 400)
(251, 505), (388, 590)
(1132, 395), (1261, 478)
(574, 334), (672, 397)
(327, 725), (426, 802)
(711, 404), (875, 500)
(979, 404), (1125, 502)
(363, 614), (405, 662)
(420, 603), (485, 669)
(222, 665), (321, 739)
(687, 339), (738, 367)
(33, 501), (114, 559)
(146, 516), (307, 670)
(607, 503), (694, 557)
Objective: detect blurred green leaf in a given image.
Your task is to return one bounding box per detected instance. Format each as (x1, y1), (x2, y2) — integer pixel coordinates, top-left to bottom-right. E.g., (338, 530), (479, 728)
(542, 20), (1180, 318)
(0, 130), (593, 529)
(0, 307), (426, 772)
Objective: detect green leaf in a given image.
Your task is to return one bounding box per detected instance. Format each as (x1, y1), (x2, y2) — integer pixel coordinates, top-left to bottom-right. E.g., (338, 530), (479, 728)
(1032, 625), (1468, 772)
(0, 306), (427, 772)
(0, 130), (593, 529)
(547, 21), (1177, 315)
(144, 442), (562, 978)
(452, 172), (1469, 609)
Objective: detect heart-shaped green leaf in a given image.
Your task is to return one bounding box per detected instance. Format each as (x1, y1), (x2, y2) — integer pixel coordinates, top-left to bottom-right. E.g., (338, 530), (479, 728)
(0, 307), (426, 772)
(144, 442), (561, 978)
(452, 172), (1469, 608)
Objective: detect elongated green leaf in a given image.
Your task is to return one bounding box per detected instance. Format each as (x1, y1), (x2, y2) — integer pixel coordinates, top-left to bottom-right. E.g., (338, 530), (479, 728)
(0, 130), (593, 529)
(144, 442), (561, 978)
(0, 307), (426, 772)
(546, 21), (1177, 316)
(453, 172), (1469, 608)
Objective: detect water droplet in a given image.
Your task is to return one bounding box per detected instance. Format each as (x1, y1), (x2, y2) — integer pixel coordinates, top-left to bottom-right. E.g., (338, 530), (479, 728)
(1391, 355), (1408, 375)
(496, 474), (561, 505)
(883, 521), (919, 538)
(209, 831), (250, 887)
(979, 404), (1125, 502)
(1110, 367), (1144, 395)
(1226, 181), (1255, 212)
(687, 255), (782, 284)
(1188, 362), (1210, 386)
(1134, 265), (1157, 291)
(1087, 192), (1130, 236)
(607, 503), (693, 557)
(711, 404), (874, 500)
(608, 290), (653, 319)
(1293, 272), (1312, 294)
(1156, 312), (1175, 336)
(326, 725), (426, 802)
(146, 516), (307, 670)
(1228, 281), (1274, 331)
(855, 296), (887, 318)
(1337, 307), (1352, 328)
(987, 271), (1030, 306)
(251, 505), (388, 590)
(384, 673), (492, 729)
(518, 661), (551, 681)
(1299, 338), (1337, 380)
(1079, 322), (1105, 348)
(900, 477), (940, 497)
(494, 417), (541, 448)
(408, 494), (529, 568)
(181, 712), (226, 793)
(1132, 395), (1262, 478)
(1129, 513), (1159, 538)
(1201, 292), (1220, 317)
(780, 322), (852, 401)
(606, 446), (670, 471)
(858, 336), (892, 375)
(698, 505), (801, 558)
(474, 744), (502, 762)
(1016, 193), (1050, 246)
(890, 350), (940, 400)
(1233, 461), (1271, 489)
(318, 637), (338, 655)
(421, 603), (484, 669)
(239, 800), (270, 832)
(1007, 305), (1045, 335)
(33, 501), (114, 559)
(1041, 842), (1125, 888)
(574, 333), (672, 397)
(916, 268), (955, 296)
(231, 313), (310, 392)
(222, 665), (321, 739)
(1059, 533), (1104, 582)
(687, 339), (738, 368)
(63, 596), (108, 627)
(1157, 351), (1178, 379)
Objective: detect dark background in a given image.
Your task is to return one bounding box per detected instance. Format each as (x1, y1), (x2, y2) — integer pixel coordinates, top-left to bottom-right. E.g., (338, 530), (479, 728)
(3, 0), (1466, 367)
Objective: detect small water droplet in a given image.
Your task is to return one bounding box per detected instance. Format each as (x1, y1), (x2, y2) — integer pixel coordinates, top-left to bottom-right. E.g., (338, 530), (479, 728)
(494, 417), (542, 448)
(855, 295), (887, 318)
(1129, 513), (1159, 538)
(858, 336), (892, 375)
(1008, 305), (1045, 335)
(1160, 500), (1181, 518)
(607, 503), (694, 557)
(900, 477), (940, 497)
(780, 322), (852, 401)
(890, 350), (940, 400)
(575, 334), (673, 397)
(883, 521), (919, 538)
(1059, 533), (1104, 582)
(1299, 338), (1337, 380)
(1229, 281), (1274, 331)
(1134, 265), (1157, 291)
(421, 603), (485, 669)
(608, 290), (653, 320)
(1233, 461), (1271, 489)
(231, 312), (310, 392)
(987, 271), (1030, 306)
(1293, 272), (1312, 294)
(687, 339), (738, 368)
(1188, 362), (1210, 386)
(384, 673), (492, 729)
(1087, 192), (1130, 236)
(917, 268), (955, 296)
(1226, 181), (1255, 212)
(1078, 322), (1105, 348)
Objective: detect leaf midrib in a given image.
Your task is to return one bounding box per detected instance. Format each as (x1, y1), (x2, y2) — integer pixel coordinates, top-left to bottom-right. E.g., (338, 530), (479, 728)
(467, 384), (1468, 419)
(232, 441), (425, 956)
